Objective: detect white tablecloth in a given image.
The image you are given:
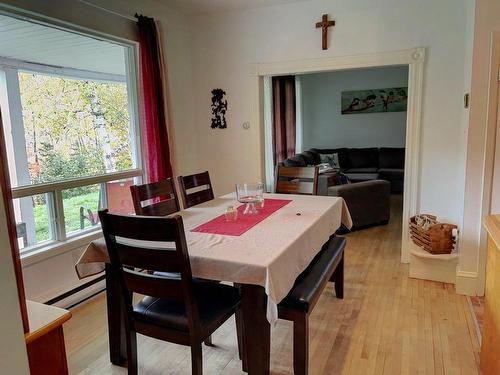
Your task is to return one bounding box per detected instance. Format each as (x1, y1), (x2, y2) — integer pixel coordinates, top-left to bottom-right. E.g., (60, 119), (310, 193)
(76, 193), (352, 324)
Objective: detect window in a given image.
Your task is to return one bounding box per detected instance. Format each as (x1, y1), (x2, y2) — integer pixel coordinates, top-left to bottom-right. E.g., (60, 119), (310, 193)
(17, 72), (135, 185)
(0, 16), (141, 255)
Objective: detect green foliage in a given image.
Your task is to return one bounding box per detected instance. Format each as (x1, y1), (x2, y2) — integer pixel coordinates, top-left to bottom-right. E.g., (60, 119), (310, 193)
(32, 190), (100, 243)
(62, 189), (100, 233)
(35, 142), (105, 199)
(18, 72), (133, 189)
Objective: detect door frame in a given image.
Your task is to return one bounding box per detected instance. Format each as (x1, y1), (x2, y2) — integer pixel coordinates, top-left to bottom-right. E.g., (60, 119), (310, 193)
(476, 32), (500, 295)
(250, 47), (426, 263)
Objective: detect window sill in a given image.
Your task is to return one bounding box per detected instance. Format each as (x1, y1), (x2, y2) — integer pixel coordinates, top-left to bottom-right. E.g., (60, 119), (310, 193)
(20, 229), (103, 268)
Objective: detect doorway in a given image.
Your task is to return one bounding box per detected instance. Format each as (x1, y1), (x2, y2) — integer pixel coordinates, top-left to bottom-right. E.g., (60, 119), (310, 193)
(252, 48), (425, 263)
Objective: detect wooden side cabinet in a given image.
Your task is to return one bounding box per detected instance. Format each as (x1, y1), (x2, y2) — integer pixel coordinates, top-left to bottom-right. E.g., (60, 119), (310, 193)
(481, 215), (500, 374)
(25, 301), (72, 375)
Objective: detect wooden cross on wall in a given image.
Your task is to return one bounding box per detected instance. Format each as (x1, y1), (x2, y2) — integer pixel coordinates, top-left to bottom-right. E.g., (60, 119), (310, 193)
(316, 14), (335, 50)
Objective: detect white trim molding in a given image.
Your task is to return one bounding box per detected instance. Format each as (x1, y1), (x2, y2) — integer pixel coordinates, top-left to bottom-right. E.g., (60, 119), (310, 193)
(456, 270), (479, 296)
(11, 169), (142, 199)
(473, 32), (500, 298)
(0, 57), (126, 83)
(250, 47), (426, 263)
(262, 76), (274, 192)
(252, 48), (425, 77)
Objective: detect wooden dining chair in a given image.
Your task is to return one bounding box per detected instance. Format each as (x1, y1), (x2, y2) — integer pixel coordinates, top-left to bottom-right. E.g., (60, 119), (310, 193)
(98, 210), (241, 375)
(275, 166), (319, 195)
(130, 178), (180, 216)
(177, 171), (215, 208)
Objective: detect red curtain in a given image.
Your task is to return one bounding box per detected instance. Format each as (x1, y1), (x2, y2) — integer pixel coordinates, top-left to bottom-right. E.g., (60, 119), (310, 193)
(136, 15), (173, 182)
(272, 75), (296, 164)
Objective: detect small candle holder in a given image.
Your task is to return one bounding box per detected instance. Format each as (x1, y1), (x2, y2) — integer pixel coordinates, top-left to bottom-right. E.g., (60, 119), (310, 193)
(256, 182), (265, 209)
(257, 196), (265, 209)
(225, 206), (238, 222)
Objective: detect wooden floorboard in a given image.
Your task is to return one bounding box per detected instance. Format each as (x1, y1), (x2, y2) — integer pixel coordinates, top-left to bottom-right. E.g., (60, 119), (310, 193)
(64, 195), (480, 374)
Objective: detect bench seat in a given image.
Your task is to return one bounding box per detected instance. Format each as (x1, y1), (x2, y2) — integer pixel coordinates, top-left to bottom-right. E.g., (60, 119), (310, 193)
(279, 236), (346, 313)
(277, 235), (346, 375)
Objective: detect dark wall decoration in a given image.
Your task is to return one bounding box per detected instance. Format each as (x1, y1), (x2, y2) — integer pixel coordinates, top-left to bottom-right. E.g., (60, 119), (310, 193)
(211, 88), (228, 129)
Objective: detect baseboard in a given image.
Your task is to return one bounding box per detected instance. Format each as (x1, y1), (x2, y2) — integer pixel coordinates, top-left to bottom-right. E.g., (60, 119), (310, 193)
(456, 270), (479, 296)
(466, 296), (482, 346)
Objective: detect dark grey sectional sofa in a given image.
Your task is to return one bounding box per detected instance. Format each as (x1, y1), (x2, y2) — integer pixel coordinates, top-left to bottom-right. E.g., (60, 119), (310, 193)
(282, 147), (405, 193)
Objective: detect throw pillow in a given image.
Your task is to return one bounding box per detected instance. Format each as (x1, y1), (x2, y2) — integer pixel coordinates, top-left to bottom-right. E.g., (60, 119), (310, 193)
(319, 153), (340, 169)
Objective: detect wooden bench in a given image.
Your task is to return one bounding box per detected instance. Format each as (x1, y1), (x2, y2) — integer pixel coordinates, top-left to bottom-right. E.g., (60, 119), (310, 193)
(278, 236), (346, 375)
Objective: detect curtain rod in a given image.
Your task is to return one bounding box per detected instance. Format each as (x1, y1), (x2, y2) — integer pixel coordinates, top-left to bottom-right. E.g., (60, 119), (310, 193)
(77, 0), (137, 22)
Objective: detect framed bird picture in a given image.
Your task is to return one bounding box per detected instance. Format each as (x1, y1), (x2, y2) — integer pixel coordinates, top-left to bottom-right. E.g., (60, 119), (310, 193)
(341, 87), (408, 114)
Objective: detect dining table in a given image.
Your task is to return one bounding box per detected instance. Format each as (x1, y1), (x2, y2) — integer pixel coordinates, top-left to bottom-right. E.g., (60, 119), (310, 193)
(75, 192), (352, 375)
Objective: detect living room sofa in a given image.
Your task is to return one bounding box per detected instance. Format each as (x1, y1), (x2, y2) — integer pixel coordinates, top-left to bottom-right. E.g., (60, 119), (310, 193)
(282, 147), (405, 193)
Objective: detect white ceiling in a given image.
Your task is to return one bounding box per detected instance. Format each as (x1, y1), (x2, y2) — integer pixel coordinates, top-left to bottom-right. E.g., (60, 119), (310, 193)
(0, 14), (126, 75)
(159, 0), (307, 15)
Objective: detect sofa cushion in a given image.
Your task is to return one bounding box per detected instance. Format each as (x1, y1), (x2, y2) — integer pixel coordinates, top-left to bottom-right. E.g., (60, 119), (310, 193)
(283, 155), (306, 167)
(344, 172), (380, 182)
(378, 168), (404, 179)
(379, 148), (405, 169)
(343, 167), (378, 174)
(310, 148), (350, 169)
(301, 150), (320, 165)
(347, 148), (379, 168)
(319, 153), (340, 169)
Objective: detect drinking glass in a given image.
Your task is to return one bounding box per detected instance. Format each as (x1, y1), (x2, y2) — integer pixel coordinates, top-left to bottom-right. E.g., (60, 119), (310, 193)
(236, 183), (263, 215)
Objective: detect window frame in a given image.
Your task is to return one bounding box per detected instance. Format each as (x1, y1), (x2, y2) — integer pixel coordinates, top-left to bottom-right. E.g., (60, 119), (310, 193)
(12, 169), (142, 256)
(0, 35), (143, 259)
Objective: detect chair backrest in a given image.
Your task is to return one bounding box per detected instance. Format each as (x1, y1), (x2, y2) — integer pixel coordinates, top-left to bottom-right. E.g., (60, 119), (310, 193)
(98, 209), (200, 329)
(130, 178), (180, 216)
(275, 166), (319, 195)
(177, 171), (215, 208)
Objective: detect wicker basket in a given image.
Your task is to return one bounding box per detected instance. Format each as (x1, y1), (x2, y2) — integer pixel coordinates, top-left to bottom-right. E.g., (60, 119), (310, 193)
(409, 214), (457, 254)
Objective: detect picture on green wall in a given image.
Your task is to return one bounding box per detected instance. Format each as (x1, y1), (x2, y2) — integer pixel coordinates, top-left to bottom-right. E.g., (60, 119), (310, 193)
(341, 87), (408, 114)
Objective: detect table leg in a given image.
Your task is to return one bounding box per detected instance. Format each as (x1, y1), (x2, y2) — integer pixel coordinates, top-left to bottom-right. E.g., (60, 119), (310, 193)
(105, 263), (127, 366)
(240, 284), (270, 375)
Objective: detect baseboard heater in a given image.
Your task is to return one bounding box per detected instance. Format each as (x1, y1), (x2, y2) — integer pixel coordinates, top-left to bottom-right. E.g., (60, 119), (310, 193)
(45, 268), (148, 309)
(45, 275), (106, 309)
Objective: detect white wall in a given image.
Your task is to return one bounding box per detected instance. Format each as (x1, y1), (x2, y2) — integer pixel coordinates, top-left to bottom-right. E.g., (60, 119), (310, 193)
(0, 183), (29, 374)
(189, 0), (473, 231)
(300, 66), (408, 150)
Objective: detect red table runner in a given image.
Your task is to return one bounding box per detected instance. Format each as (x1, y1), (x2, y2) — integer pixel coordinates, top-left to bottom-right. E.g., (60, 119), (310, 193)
(191, 198), (292, 236)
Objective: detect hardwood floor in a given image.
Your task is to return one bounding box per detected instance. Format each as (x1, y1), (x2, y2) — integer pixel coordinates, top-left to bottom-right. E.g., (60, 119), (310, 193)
(64, 196), (480, 374)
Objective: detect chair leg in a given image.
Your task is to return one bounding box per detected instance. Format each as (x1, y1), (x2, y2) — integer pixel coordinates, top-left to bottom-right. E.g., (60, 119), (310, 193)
(330, 254), (344, 299)
(235, 308), (247, 371)
(191, 343), (203, 375)
(126, 328), (138, 375)
(204, 335), (213, 346)
(293, 313), (309, 375)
